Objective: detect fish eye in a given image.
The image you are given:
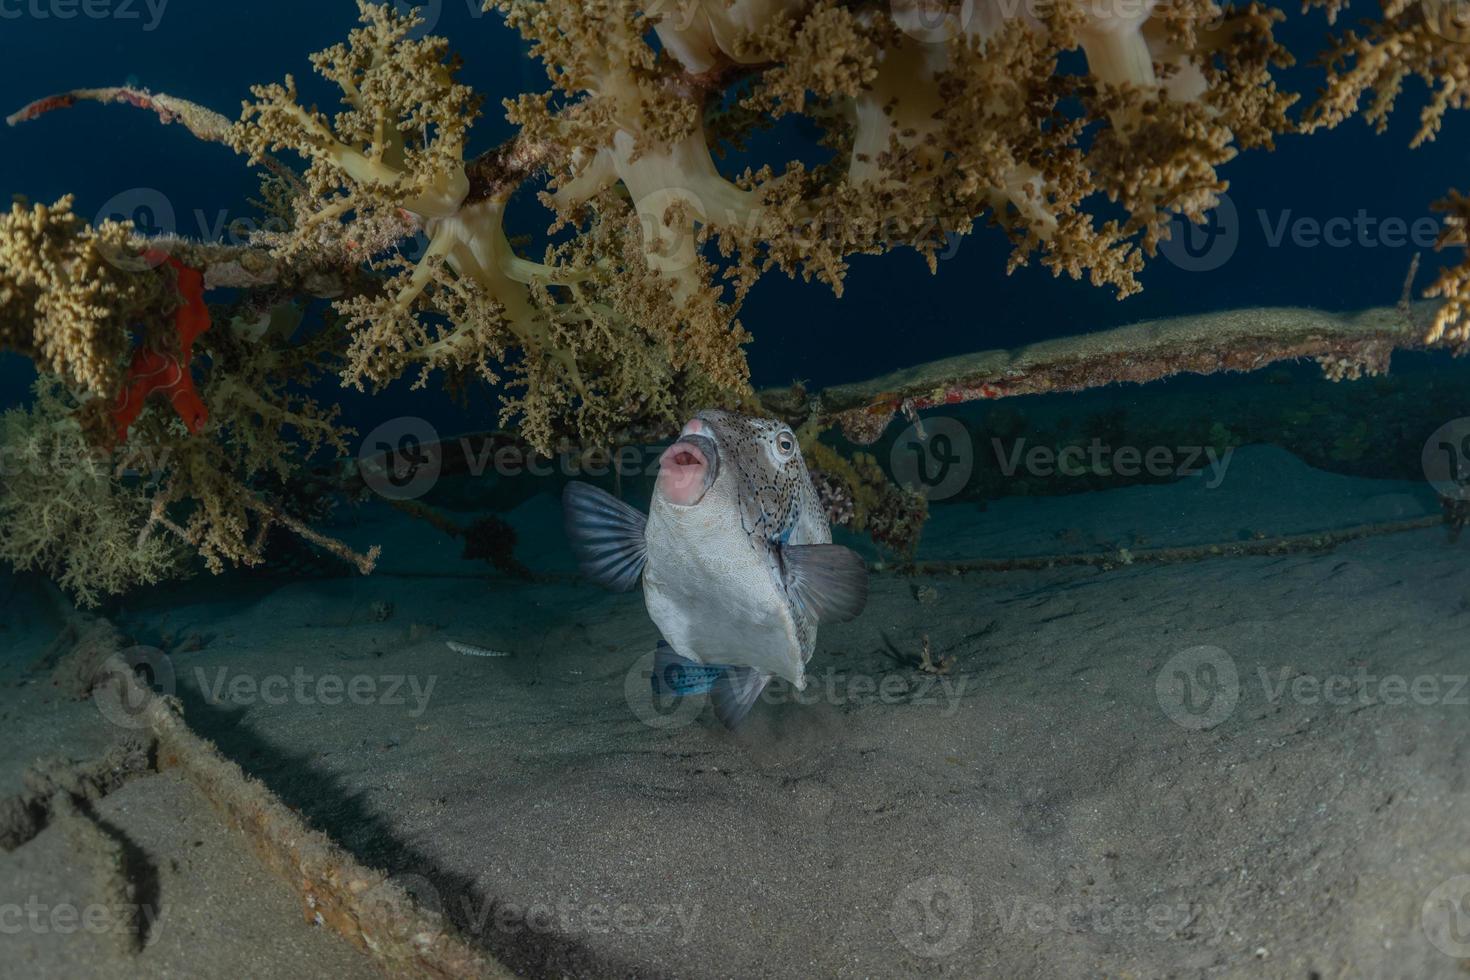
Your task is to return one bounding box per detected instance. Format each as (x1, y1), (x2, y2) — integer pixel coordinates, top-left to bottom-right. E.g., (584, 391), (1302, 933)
(775, 430), (796, 457)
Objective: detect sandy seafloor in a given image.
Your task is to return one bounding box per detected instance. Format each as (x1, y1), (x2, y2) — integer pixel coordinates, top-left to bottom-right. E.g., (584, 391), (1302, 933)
(3, 443), (1470, 978)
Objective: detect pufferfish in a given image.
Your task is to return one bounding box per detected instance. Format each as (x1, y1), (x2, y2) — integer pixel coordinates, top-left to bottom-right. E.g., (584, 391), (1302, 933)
(563, 410), (869, 727)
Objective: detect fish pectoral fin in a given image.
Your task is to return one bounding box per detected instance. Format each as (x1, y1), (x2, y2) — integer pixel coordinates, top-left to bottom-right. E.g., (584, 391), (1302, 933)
(562, 481), (648, 592)
(711, 667), (768, 729)
(781, 543), (869, 623)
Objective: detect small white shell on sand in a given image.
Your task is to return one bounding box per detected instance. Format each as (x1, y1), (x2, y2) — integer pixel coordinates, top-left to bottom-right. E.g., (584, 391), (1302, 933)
(446, 641), (510, 658)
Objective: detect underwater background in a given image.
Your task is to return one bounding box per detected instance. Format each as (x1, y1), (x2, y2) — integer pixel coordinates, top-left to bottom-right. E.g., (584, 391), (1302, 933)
(4, 3), (1470, 979)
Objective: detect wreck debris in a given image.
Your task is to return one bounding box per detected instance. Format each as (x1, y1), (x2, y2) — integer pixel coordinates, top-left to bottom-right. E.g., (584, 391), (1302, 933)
(761, 304), (1445, 445)
(388, 499), (534, 579)
(0, 584), (516, 976)
(903, 515), (1443, 575)
(0, 739), (155, 853)
(87, 661), (513, 976)
(917, 634), (955, 675)
(1399, 253), (1422, 328)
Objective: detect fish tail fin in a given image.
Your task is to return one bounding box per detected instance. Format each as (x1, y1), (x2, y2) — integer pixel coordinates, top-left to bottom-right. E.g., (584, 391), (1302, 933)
(711, 667), (768, 729)
(651, 641), (724, 697)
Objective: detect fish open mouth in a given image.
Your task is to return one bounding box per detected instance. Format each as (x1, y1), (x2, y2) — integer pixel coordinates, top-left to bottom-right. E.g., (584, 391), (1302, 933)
(656, 421), (719, 506)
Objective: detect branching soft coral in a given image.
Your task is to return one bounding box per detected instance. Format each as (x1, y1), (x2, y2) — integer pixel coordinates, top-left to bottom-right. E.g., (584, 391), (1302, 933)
(122, 304), (379, 577)
(0, 196), (166, 401)
(1425, 191), (1470, 348)
(708, 0), (1292, 296)
(0, 298), (377, 603)
(1305, 0), (1466, 146)
(231, 2), (488, 375)
(6, 1), (1303, 444)
(0, 192), (380, 599)
(1304, 0), (1470, 346)
(0, 1), (1337, 455)
(231, 1), (750, 448)
(0, 382), (187, 607)
(499, 0), (771, 309)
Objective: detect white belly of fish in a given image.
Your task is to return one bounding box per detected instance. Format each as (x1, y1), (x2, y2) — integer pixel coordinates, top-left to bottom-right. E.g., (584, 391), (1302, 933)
(643, 500), (806, 688)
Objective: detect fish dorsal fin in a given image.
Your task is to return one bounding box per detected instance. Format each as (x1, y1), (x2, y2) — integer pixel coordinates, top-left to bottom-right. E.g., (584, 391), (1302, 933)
(562, 482), (648, 592)
(711, 667), (768, 729)
(781, 543), (869, 623)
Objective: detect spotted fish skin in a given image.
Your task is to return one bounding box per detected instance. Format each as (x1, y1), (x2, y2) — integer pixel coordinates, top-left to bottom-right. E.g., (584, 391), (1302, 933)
(713, 411), (826, 556)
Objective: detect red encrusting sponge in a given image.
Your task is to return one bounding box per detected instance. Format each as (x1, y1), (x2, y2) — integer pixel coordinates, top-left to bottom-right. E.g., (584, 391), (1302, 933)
(112, 251), (212, 442)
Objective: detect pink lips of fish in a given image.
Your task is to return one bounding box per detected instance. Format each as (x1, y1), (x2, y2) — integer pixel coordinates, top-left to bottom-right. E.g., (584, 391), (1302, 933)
(657, 418), (713, 506)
